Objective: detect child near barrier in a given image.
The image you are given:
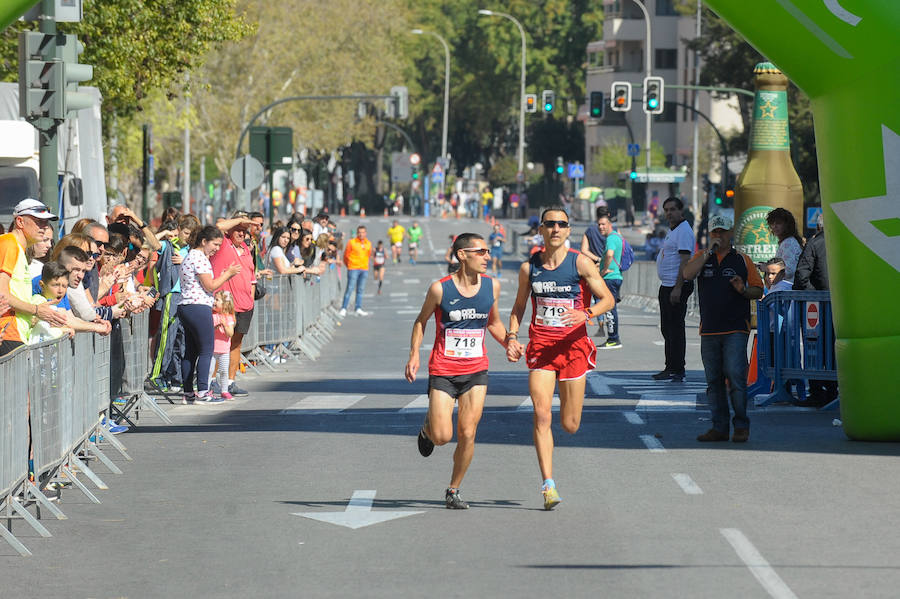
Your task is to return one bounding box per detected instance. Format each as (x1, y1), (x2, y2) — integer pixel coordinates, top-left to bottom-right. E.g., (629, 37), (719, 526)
(210, 290), (236, 400)
(29, 261), (75, 342)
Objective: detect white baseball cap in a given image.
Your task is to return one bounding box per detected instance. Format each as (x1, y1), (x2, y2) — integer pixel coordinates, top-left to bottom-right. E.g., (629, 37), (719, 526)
(709, 214), (733, 231)
(13, 198), (58, 221)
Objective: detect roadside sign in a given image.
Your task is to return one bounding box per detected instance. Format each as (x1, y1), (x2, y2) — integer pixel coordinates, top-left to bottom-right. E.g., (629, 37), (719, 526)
(805, 301), (820, 337)
(627, 143), (640, 157)
(806, 206), (822, 229)
(230, 155), (265, 191)
(567, 163), (584, 179)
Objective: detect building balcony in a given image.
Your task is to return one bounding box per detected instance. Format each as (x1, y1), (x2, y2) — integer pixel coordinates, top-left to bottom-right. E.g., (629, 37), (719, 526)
(603, 17), (647, 42)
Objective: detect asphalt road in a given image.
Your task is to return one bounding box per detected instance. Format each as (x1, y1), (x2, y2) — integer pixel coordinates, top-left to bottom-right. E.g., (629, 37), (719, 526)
(4, 215), (899, 598)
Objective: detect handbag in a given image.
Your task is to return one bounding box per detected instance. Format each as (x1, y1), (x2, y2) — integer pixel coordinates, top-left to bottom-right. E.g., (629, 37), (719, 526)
(254, 278), (267, 300)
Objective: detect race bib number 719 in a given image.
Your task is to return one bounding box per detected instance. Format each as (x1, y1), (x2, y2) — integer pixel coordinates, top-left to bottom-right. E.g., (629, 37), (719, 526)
(535, 297), (574, 327)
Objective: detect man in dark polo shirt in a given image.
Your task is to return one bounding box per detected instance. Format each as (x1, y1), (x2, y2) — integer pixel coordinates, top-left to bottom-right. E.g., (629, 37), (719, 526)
(683, 214), (763, 443)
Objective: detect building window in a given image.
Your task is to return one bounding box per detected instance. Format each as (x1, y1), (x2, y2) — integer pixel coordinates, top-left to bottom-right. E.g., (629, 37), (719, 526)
(588, 51), (603, 68)
(655, 49), (677, 70)
(655, 0), (679, 16)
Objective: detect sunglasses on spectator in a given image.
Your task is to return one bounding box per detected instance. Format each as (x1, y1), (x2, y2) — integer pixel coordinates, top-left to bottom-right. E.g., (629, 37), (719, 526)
(542, 220), (570, 229)
(91, 252), (101, 259)
(90, 237), (106, 248)
(290, 227), (302, 232)
(461, 247), (490, 256)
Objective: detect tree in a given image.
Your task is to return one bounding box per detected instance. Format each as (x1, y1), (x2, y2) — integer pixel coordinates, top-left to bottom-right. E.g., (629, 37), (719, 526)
(591, 138), (666, 180)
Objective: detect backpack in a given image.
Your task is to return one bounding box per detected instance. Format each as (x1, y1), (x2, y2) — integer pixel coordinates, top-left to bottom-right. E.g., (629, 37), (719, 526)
(612, 232), (635, 272)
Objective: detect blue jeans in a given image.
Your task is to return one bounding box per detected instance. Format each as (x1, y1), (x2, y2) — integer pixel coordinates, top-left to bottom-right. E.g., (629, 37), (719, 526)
(177, 303), (214, 394)
(341, 268), (368, 311)
(603, 278), (622, 342)
(701, 332), (750, 433)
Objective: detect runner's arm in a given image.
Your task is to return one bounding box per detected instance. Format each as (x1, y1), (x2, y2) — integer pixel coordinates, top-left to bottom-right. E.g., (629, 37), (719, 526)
(580, 234), (600, 263)
(566, 254), (614, 326)
(486, 278), (509, 348)
(405, 281), (441, 382)
(507, 261), (531, 337)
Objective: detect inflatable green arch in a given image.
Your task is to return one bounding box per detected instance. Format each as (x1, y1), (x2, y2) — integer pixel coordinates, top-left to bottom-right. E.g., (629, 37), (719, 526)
(705, 1), (900, 440)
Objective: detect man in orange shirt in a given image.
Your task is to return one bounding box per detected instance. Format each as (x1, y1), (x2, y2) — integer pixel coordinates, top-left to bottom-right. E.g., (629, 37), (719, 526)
(0, 199), (69, 356)
(340, 225), (373, 317)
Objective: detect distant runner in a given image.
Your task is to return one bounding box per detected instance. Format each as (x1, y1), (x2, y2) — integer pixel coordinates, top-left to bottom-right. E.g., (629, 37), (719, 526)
(405, 233), (510, 509)
(507, 206), (615, 510)
(387, 220), (405, 264)
(373, 240), (387, 295)
(407, 221), (423, 265)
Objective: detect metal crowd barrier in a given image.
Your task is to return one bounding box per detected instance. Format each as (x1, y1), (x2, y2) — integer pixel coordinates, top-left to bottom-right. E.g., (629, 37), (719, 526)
(752, 290), (838, 406)
(110, 311), (172, 426)
(1, 345), (30, 555)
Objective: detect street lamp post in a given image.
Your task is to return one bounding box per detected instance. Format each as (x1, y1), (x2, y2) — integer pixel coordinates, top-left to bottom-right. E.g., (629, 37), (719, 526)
(629, 0), (653, 174)
(411, 29), (450, 171)
(478, 9), (526, 189)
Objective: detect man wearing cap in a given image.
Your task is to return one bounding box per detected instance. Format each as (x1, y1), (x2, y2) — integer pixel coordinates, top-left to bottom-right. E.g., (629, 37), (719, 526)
(683, 214), (764, 443)
(0, 199), (69, 355)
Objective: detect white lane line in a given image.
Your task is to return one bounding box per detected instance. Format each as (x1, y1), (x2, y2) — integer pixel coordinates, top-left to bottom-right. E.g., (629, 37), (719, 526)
(720, 528), (799, 599)
(671, 473), (703, 495)
(389, 292), (409, 297)
(636, 394), (698, 411)
(280, 395), (365, 414)
(639, 434), (666, 453)
(624, 412), (644, 425)
(402, 278), (422, 284)
(419, 343), (432, 351)
(400, 394), (429, 413)
(516, 396), (560, 412)
(397, 310), (421, 314)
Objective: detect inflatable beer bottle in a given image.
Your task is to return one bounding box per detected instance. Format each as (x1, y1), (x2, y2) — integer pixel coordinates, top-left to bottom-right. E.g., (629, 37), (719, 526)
(733, 62), (804, 264)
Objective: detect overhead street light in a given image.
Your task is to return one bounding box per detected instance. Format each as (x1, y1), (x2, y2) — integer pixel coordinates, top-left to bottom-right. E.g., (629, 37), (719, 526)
(477, 8), (526, 189)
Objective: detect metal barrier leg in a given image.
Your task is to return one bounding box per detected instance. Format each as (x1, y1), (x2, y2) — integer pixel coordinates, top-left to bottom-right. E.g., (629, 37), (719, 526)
(0, 508), (32, 556)
(139, 392), (173, 424)
(241, 353), (263, 376)
(22, 481), (66, 520)
(60, 465), (101, 504)
(87, 441), (123, 475)
(250, 347), (278, 372)
(95, 427), (132, 461)
(277, 343), (301, 364)
(68, 455), (108, 490)
(295, 337), (321, 360)
(9, 497), (52, 538)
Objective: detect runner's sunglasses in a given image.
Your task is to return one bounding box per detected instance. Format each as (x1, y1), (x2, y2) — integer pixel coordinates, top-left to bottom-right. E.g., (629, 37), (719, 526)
(460, 248), (490, 256)
(542, 220), (570, 228)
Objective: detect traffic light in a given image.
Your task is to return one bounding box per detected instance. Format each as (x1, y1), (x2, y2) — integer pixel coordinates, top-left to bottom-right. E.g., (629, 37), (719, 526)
(410, 153), (420, 181)
(610, 81), (631, 112)
(57, 34), (94, 115)
(387, 85), (408, 119)
(629, 170), (638, 180)
(525, 94), (537, 113)
(542, 89), (555, 113)
(643, 76), (664, 115)
(555, 156), (564, 175)
(589, 91), (604, 119)
(18, 31), (61, 120)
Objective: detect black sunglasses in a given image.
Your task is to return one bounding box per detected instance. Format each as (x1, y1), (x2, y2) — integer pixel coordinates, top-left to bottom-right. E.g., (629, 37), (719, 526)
(290, 227), (302, 232)
(542, 220), (570, 229)
(90, 237), (106, 248)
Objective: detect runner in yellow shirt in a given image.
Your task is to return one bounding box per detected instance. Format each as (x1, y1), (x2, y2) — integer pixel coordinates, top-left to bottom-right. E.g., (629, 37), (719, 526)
(387, 220), (405, 264)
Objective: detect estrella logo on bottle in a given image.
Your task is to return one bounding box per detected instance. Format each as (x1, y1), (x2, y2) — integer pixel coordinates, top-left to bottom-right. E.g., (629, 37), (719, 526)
(734, 206), (778, 263)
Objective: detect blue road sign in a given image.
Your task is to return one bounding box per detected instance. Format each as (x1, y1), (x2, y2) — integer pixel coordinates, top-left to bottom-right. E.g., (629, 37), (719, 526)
(627, 144), (640, 157)
(806, 206), (823, 229)
(567, 163), (584, 179)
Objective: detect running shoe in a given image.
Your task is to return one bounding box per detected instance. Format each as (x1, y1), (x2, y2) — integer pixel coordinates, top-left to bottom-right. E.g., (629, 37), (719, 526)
(417, 428), (434, 457)
(196, 393), (225, 404)
(355, 308), (370, 316)
(181, 395), (195, 405)
(220, 391), (234, 401)
(445, 488), (469, 509)
(228, 383), (249, 397)
(599, 339), (622, 349)
(542, 484), (561, 511)
(338, 308), (347, 317)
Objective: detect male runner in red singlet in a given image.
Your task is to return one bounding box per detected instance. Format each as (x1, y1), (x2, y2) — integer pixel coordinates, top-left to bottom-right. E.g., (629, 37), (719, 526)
(405, 233), (510, 509)
(507, 207), (615, 510)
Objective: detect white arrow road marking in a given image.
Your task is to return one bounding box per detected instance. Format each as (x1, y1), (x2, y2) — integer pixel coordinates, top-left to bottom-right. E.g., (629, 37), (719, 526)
(293, 490), (425, 530)
(831, 125), (900, 273)
(824, 0), (861, 26)
(720, 528), (799, 599)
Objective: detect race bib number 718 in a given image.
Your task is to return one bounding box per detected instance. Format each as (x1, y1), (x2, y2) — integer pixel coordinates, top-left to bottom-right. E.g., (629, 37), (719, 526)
(444, 328), (485, 358)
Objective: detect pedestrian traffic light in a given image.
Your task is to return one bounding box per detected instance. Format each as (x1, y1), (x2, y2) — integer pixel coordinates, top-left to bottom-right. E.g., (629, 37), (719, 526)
(629, 170), (638, 180)
(542, 90), (555, 113)
(556, 156), (564, 175)
(18, 31), (61, 120)
(409, 153), (420, 181)
(643, 76), (664, 115)
(589, 91), (604, 119)
(610, 81), (632, 112)
(525, 93), (537, 113)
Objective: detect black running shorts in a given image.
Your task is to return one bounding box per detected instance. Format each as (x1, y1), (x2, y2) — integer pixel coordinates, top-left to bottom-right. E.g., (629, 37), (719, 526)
(428, 370), (489, 399)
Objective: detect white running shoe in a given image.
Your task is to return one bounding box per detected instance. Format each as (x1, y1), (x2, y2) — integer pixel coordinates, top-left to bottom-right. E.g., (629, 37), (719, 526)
(338, 308), (347, 317)
(355, 308), (370, 316)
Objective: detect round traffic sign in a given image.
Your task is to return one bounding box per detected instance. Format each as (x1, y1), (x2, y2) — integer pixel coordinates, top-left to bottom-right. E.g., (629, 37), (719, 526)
(806, 302), (819, 329)
(230, 155), (265, 191)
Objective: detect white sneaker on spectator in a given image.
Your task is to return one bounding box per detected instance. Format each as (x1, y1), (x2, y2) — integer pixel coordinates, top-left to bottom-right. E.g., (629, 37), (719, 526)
(355, 308), (370, 316)
(339, 308), (347, 317)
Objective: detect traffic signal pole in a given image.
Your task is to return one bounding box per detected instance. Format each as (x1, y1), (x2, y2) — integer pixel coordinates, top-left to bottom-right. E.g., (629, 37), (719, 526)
(37, 0), (59, 217)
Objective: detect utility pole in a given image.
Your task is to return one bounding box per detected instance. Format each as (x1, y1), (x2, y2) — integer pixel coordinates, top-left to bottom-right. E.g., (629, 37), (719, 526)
(183, 74), (191, 216)
(691, 1), (701, 221)
(37, 0), (58, 217)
